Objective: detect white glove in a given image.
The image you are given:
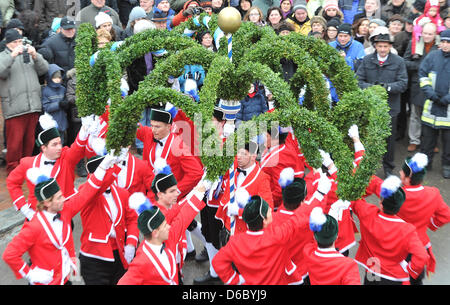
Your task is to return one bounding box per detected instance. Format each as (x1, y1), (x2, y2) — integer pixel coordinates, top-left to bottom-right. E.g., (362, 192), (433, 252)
(99, 150), (117, 170)
(348, 124), (359, 139)
(20, 204), (35, 221)
(227, 202), (240, 217)
(26, 267), (54, 285)
(124, 245), (135, 264)
(88, 116), (101, 136)
(118, 147), (129, 163)
(317, 172), (332, 195)
(319, 149), (333, 168)
(329, 199), (351, 221)
(223, 123), (235, 138)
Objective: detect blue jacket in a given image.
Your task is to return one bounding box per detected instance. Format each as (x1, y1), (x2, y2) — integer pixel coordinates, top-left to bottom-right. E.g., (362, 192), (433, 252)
(329, 38), (366, 71)
(41, 64), (68, 131)
(236, 86), (268, 122)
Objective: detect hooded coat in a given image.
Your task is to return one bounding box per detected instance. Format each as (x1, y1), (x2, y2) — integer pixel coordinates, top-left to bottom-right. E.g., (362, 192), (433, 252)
(42, 64), (68, 132)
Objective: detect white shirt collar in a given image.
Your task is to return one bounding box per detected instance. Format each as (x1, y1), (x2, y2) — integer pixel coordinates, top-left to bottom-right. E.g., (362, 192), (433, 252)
(377, 53), (389, 62)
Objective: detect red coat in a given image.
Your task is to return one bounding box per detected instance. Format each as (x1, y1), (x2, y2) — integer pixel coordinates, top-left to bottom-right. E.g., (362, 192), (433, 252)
(136, 124), (203, 201)
(303, 242), (361, 285)
(352, 198), (429, 283)
(79, 182), (139, 270)
(2, 172), (108, 285)
(272, 191), (327, 284)
(215, 161), (274, 234)
(212, 200), (319, 285)
(7, 134), (87, 211)
(260, 142), (304, 208)
(396, 184), (450, 273)
(117, 191), (206, 285)
(113, 153), (153, 195)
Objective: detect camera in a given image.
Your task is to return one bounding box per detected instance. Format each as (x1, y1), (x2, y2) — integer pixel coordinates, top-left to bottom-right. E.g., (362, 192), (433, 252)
(192, 7), (203, 15)
(22, 37), (32, 64)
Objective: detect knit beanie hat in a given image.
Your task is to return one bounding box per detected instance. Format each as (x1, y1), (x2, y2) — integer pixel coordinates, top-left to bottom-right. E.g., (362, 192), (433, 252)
(337, 22), (352, 34)
(323, 0), (339, 12)
(4, 28), (22, 43)
(6, 18), (24, 31)
(327, 17), (341, 28)
(292, 0), (307, 12)
(95, 12), (114, 28)
(128, 6), (148, 25)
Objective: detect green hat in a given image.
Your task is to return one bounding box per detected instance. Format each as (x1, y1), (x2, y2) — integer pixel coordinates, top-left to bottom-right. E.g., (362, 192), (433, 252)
(151, 173), (178, 194)
(282, 177), (307, 206)
(150, 108), (173, 124)
(27, 167), (61, 202)
(380, 175), (406, 213)
(36, 113), (60, 146)
(35, 177), (60, 202)
(151, 158), (178, 194)
(138, 207), (165, 235)
(309, 207), (338, 246)
(129, 192), (166, 235)
(85, 155), (105, 174)
(242, 196), (269, 226)
(401, 153), (428, 182)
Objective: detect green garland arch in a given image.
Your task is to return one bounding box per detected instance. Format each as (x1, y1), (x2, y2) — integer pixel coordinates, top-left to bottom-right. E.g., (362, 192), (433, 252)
(74, 14), (391, 201)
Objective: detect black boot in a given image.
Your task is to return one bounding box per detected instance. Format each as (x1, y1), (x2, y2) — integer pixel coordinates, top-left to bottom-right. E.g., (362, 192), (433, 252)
(443, 165), (450, 179)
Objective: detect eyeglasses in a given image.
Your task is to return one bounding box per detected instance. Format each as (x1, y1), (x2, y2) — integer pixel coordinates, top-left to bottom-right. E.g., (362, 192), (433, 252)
(249, 13), (260, 16)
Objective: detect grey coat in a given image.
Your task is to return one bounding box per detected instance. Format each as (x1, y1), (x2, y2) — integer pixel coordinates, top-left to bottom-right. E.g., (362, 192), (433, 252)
(0, 48), (49, 119)
(356, 51), (408, 117)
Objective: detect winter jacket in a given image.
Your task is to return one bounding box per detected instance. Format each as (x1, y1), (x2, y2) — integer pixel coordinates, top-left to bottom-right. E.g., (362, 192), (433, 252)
(403, 39), (439, 107)
(38, 32), (76, 74)
(338, 0), (364, 24)
(65, 68), (80, 123)
(236, 86), (268, 123)
(42, 64), (68, 131)
(0, 47), (48, 120)
(329, 37), (366, 71)
(419, 49), (450, 129)
(381, 0), (412, 20)
(286, 15), (312, 36)
(356, 51), (408, 117)
(33, 0), (68, 32)
(76, 4), (122, 28)
(0, 0), (14, 27)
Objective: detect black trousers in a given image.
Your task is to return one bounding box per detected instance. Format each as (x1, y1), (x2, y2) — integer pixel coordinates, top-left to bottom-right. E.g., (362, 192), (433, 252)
(79, 250), (126, 285)
(383, 115), (398, 174)
(363, 272), (403, 285)
(421, 124), (450, 167)
(200, 204), (223, 250)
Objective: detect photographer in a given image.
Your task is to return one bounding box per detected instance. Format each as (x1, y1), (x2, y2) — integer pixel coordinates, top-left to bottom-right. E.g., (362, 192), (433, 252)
(170, 0), (201, 28)
(0, 28), (49, 174)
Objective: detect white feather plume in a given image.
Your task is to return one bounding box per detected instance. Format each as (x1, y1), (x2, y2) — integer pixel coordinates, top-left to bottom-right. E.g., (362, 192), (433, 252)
(128, 192), (148, 211)
(380, 175), (402, 199)
(309, 207), (327, 232)
(278, 167), (295, 188)
(39, 112), (58, 130)
(410, 153), (428, 171)
(26, 167), (43, 185)
(91, 136), (107, 156)
(154, 158), (168, 173)
(235, 188), (251, 209)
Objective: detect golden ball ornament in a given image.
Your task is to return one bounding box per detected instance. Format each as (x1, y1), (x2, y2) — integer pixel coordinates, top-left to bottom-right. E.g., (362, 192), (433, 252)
(217, 7), (242, 34)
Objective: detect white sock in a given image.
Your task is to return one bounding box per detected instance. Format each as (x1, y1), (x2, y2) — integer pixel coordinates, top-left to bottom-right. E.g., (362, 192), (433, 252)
(205, 242), (219, 277)
(186, 230), (195, 253)
(190, 222), (207, 247)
